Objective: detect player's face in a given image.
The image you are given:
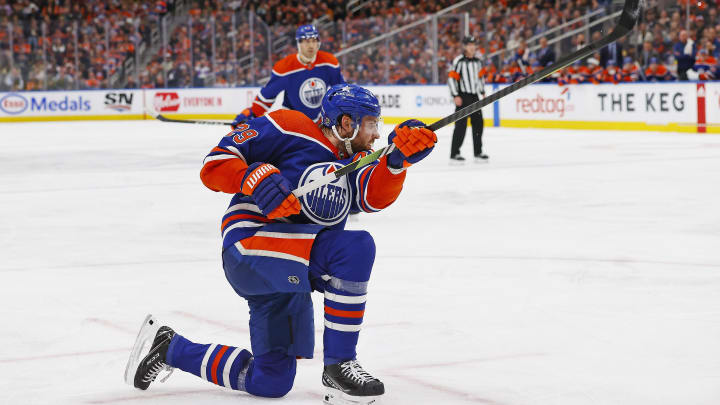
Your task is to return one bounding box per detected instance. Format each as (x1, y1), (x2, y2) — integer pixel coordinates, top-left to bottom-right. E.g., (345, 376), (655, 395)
(352, 116), (381, 152)
(298, 37), (320, 60)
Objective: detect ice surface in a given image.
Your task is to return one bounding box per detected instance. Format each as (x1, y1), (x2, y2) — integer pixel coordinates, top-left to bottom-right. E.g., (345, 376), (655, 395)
(1, 120), (719, 405)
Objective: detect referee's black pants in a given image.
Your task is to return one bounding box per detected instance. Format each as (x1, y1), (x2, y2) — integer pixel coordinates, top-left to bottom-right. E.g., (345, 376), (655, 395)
(450, 93), (484, 157)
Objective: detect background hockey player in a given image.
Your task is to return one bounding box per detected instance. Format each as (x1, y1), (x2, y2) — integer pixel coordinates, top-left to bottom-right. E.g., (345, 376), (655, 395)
(231, 24), (345, 126)
(125, 84), (438, 404)
(448, 35), (487, 163)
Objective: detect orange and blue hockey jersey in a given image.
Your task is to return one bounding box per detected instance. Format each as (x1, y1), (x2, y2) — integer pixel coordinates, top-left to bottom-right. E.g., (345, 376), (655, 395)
(645, 64), (673, 81)
(200, 109), (405, 293)
(693, 53), (718, 81)
(249, 51), (345, 122)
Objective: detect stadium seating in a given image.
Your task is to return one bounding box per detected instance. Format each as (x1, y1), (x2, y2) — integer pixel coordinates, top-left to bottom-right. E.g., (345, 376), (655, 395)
(0, 0), (718, 91)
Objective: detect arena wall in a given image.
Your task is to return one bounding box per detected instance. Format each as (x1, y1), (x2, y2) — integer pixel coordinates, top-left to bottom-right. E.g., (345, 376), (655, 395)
(1, 83), (718, 133)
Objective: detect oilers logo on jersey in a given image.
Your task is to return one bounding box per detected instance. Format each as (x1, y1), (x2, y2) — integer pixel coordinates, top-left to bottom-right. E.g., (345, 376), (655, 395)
(298, 162), (350, 226)
(299, 78), (327, 108)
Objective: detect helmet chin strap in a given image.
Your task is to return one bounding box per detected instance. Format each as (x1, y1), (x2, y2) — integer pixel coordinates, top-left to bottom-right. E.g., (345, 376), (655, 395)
(331, 125), (359, 158)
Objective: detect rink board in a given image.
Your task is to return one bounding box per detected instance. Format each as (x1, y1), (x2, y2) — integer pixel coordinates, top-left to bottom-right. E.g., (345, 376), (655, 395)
(0, 83), (717, 133)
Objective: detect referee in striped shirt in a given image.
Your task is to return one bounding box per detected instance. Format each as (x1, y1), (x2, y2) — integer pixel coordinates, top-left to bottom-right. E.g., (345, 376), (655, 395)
(448, 35), (487, 163)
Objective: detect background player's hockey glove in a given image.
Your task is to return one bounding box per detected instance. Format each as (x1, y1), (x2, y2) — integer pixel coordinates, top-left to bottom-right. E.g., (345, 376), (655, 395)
(240, 162), (301, 219)
(231, 108), (254, 129)
(387, 119), (438, 170)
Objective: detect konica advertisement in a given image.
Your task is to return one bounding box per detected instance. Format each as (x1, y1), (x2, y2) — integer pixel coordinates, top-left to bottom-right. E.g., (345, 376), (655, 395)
(0, 84), (716, 133)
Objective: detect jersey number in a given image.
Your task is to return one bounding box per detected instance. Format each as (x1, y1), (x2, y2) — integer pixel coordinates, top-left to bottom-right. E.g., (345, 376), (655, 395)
(231, 124), (258, 145)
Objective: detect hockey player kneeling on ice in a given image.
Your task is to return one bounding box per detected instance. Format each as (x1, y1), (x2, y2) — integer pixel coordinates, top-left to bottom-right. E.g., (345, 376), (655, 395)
(125, 84), (437, 404)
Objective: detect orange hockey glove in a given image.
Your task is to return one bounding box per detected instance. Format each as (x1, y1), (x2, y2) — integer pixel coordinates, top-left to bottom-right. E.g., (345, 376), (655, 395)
(387, 119), (438, 169)
(240, 163), (301, 219)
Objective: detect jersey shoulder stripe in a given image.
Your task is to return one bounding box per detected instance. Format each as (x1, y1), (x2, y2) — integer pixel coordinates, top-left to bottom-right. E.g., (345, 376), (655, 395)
(272, 54), (306, 76)
(272, 52), (340, 76)
(315, 51), (340, 67)
(203, 145), (246, 165)
(265, 110), (338, 155)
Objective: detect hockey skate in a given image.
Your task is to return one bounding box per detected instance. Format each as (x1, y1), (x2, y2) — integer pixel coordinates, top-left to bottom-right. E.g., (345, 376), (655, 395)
(450, 154), (466, 165)
(474, 153), (489, 163)
(322, 360), (384, 405)
(124, 314), (176, 390)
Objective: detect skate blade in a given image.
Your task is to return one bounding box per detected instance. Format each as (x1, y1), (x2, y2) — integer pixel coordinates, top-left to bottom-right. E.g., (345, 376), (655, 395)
(473, 158), (489, 164)
(449, 160), (465, 166)
(123, 314), (161, 387)
(323, 387), (381, 405)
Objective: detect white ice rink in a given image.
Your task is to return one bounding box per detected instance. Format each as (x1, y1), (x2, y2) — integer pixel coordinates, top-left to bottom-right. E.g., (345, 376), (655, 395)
(1, 120), (720, 405)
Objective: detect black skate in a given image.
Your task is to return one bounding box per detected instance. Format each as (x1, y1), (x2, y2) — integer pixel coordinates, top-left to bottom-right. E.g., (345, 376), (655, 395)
(474, 153), (489, 163)
(124, 314), (176, 390)
(450, 154), (466, 165)
(322, 360), (384, 405)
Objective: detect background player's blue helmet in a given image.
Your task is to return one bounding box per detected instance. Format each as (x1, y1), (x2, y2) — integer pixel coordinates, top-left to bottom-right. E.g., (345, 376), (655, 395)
(320, 84), (381, 129)
(296, 25), (319, 41)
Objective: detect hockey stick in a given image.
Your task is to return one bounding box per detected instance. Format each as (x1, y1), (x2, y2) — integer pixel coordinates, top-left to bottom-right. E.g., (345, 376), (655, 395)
(145, 107), (234, 126)
(292, 0), (641, 198)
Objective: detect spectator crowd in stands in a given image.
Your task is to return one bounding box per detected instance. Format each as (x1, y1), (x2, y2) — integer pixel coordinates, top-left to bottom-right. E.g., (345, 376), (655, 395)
(476, 0), (720, 84)
(0, 0), (172, 91)
(1, 0), (719, 92)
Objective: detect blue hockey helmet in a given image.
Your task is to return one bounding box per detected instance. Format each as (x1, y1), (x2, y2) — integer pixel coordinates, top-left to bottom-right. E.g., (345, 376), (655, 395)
(296, 24), (319, 41)
(320, 84), (381, 130)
